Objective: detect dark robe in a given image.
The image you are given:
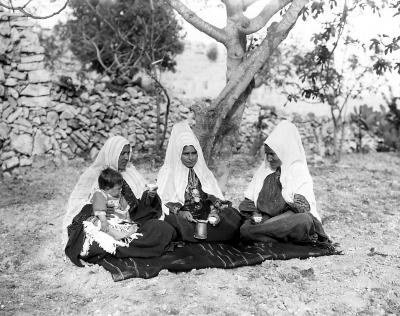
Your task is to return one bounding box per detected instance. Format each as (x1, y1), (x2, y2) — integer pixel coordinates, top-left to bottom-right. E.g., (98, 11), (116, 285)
(164, 170), (242, 243)
(65, 179), (176, 267)
(239, 169), (329, 244)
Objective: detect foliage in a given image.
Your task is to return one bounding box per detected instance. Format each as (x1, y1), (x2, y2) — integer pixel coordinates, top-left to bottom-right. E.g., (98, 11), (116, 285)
(52, 0), (184, 82)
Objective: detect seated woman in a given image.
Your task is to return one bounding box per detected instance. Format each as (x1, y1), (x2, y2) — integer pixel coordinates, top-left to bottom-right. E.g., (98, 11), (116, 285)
(63, 136), (176, 267)
(239, 120), (330, 244)
(157, 121), (242, 243)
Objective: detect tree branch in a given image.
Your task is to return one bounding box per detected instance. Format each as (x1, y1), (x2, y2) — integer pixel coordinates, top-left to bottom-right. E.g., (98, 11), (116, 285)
(0, 0), (68, 19)
(238, 0), (292, 34)
(164, 0), (227, 44)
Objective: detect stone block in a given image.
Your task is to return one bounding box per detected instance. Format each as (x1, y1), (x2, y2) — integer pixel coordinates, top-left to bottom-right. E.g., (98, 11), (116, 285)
(6, 107), (23, 123)
(32, 129), (52, 155)
(17, 61), (45, 71)
(0, 37), (11, 55)
(0, 23), (11, 36)
(10, 133), (33, 155)
(10, 27), (19, 43)
(0, 67), (4, 83)
(8, 87), (19, 99)
(3, 156), (19, 170)
(9, 70), (26, 80)
(19, 156), (33, 167)
(18, 96), (52, 108)
(0, 150), (14, 161)
(0, 122), (9, 139)
(28, 69), (51, 83)
(4, 77), (17, 86)
(21, 54), (45, 64)
(21, 84), (50, 97)
(10, 17), (34, 28)
(46, 111), (59, 127)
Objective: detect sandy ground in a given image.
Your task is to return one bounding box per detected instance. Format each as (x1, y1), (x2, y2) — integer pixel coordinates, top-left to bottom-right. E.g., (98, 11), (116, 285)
(1, 152), (400, 316)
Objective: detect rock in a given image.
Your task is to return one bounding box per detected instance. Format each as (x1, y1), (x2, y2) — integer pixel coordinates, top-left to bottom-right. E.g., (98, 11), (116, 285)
(2, 105), (14, 120)
(1, 151), (14, 161)
(10, 27), (19, 43)
(18, 96), (52, 108)
(0, 85), (4, 97)
(59, 110), (74, 120)
(17, 61), (45, 71)
(21, 84), (50, 97)
(126, 86), (139, 98)
(0, 23), (11, 36)
(10, 17), (34, 27)
(28, 69), (51, 83)
(4, 77), (18, 86)
(3, 156), (19, 170)
(32, 130), (52, 155)
(21, 54), (45, 64)
(9, 71), (26, 80)
(19, 156), (32, 167)
(89, 147), (99, 160)
(7, 87), (18, 99)
(0, 67), (4, 83)
(0, 122), (9, 139)
(32, 117), (41, 125)
(6, 107), (23, 123)
(0, 37), (11, 55)
(46, 111), (59, 127)
(10, 133), (33, 155)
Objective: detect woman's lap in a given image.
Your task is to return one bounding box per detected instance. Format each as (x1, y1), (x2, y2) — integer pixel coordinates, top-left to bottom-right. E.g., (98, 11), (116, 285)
(240, 211), (318, 242)
(165, 207), (242, 243)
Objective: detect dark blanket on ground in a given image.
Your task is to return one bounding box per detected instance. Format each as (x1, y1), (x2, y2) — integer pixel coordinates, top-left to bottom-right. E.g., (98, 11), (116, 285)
(90, 240), (339, 281)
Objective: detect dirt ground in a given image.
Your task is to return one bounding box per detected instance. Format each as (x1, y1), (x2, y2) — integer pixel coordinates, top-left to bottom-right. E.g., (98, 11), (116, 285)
(1, 152), (400, 316)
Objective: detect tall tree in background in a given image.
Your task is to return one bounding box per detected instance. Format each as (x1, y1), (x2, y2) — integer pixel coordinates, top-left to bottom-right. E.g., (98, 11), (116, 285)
(164, 0), (310, 162)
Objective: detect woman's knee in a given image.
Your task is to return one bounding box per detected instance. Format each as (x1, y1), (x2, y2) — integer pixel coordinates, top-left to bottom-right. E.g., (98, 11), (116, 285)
(240, 222), (255, 240)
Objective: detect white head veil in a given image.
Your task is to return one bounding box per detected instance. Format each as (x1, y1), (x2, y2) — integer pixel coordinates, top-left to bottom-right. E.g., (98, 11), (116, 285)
(62, 136), (147, 242)
(157, 121), (224, 214)
(244, 120), (321, 221)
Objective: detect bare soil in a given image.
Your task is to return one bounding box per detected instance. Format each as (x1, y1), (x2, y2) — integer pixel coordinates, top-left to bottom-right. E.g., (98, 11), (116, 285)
(1, 153), (400, 316)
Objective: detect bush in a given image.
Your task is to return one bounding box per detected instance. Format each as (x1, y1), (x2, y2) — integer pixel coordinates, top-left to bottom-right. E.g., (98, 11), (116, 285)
(51, 0), (184, 81)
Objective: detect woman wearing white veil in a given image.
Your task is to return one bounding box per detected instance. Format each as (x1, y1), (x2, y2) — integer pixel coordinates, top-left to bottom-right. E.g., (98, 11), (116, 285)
(64, 136), (176, 267)
(157, 121), (242, 242)
(239, 121), (330, 244)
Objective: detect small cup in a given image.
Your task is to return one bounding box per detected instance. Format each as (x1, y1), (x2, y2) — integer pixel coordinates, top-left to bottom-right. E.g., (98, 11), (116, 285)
(194, 220), (208, 239)
(208, 215), (218, 225)
(252, 214), (262, 224)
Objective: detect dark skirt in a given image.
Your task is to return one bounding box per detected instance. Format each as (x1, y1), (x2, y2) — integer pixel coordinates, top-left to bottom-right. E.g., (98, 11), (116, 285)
(65, 204), (176, 267)
(165, 207), (242, 243)
(240, 210), (328, 243)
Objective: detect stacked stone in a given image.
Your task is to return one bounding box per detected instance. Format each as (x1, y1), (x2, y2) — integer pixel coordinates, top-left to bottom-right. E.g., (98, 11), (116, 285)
(0, 13), (52, 174)
(238, 103), (379, 162)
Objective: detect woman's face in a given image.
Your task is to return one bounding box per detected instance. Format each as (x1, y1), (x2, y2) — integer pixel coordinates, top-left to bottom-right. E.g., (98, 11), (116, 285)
(265, 144), (281, 170)
(118, 144), (130, 171)
(181, 145), (198, 168)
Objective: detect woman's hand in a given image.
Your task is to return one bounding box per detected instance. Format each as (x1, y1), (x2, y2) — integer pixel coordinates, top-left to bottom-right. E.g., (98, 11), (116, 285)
(208, 212), (220, 226)
(251, 212), (262, 224)
(292, 194), (310, 213)
(178, 210), (196, 222)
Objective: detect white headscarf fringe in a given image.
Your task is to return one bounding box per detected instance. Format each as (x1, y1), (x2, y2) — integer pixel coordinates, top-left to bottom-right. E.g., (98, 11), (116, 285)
(80, 221), (143, 256)
(244, 120), (321, 221)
